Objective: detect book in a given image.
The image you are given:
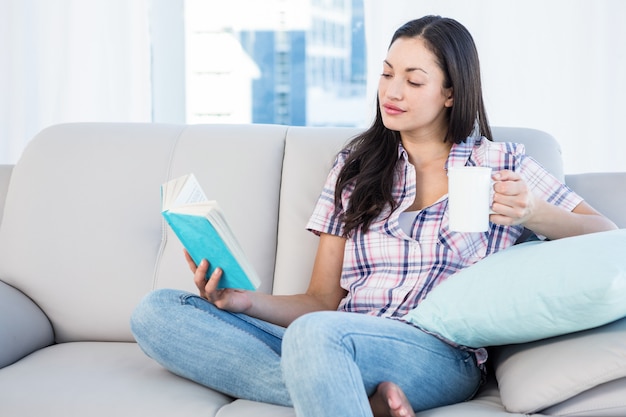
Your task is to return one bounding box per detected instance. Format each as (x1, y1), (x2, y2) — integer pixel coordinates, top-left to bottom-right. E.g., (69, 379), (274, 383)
(161, 173), (260, 291)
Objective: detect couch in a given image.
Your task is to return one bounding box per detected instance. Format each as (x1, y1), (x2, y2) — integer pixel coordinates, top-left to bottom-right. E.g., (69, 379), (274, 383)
(0, 123), (625, 417)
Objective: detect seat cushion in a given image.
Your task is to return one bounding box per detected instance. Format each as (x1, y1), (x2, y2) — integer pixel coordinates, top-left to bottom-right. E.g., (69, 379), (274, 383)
(542, 377), (626, 416)
(216, 379), (520, 417)
(0, 342), (231, 417)
(412, 379), (525, 417)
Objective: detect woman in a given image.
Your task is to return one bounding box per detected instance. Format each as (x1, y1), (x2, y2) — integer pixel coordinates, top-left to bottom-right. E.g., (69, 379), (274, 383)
(131, 16), (616, 417)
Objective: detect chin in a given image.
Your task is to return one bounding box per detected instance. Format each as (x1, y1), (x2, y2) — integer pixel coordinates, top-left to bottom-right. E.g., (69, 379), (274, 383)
(381, 116), (403, 132)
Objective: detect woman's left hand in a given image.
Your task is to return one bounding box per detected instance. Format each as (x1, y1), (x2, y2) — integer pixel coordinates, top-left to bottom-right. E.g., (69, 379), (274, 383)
(489, 170), (536, 226)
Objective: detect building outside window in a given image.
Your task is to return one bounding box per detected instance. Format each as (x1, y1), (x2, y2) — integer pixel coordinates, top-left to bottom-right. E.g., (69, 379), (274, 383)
(184, 0), (367, 127)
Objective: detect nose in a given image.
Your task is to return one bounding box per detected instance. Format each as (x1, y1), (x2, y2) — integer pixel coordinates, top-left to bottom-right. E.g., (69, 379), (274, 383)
(382, 77), (403, 101)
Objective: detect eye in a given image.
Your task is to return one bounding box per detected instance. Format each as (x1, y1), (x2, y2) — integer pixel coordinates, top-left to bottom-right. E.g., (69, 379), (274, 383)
(380, 73), (392, 79)
(408, 81), (423, 87)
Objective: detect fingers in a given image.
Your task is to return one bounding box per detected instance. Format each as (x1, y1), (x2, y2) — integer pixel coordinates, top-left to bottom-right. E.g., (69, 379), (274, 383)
(184, 249), (197, 272)
(492, 170), (522, 193)
(493, 170), (528, 200)
(192, 258), (223, 300)
(192, 258), (207, 295)
(202, 265), (223, 296)
(492, 169), (518, 181)
(184, 250), (224, 300)
(491, 170), (533, 225)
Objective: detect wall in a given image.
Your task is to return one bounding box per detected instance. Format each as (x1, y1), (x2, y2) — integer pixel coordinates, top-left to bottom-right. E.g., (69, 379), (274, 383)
(365, 0), (626, 173)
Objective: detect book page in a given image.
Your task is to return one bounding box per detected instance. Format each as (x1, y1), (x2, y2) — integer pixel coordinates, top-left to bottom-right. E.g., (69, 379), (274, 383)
(172, 173), (207, 206)
(162, 173), (208, 210)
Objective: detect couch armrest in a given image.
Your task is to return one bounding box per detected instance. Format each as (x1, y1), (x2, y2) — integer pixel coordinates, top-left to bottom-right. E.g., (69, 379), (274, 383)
(0, 280), (54, 368)
(0, 165), (13, 226)
(565, 172), (626, 228)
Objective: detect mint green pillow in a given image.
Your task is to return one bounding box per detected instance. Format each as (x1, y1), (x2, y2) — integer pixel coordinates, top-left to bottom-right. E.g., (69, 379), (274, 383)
(403, 229), (626, 348)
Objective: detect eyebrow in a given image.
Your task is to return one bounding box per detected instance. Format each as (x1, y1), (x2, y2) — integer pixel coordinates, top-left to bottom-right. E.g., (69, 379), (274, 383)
(383, 60), (428, 75)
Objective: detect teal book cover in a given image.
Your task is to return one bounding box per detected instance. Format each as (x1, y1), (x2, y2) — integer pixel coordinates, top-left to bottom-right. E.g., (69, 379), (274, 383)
(161, 174), (260, 291)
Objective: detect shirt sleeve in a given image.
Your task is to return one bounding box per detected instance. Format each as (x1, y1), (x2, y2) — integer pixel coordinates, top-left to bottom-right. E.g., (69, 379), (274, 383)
(478, 139), (583, 211)
(306, 150), (349, 237)
(517, 153), (583, 211)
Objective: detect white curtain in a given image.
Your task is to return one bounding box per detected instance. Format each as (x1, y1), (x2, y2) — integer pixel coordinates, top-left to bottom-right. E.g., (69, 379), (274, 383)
(364, 0), (626, 174)
(0, 0), (152, 165)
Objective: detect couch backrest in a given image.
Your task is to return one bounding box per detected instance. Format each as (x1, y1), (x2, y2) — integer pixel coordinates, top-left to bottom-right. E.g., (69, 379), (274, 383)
(0, 123), (565, 342)
(0, 165), (12, 226)
(153, 123), (286, 296)
(0, 123), (286, 343)
(565, 172), (626, 228)
(273, 127), (360, 295)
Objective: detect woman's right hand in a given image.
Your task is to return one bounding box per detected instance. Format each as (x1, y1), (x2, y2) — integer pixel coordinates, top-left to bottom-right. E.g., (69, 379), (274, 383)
(183, 233), (347, 327)
(184, 249), (253, 313)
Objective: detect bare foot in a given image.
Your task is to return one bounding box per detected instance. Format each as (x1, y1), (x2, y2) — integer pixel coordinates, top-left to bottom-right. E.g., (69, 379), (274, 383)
(369, 381), (416, 417)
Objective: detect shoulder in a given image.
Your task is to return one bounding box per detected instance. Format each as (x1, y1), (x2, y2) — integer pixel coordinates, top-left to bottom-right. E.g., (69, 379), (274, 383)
(328, 148), (351, 175)
(476, 137), (525, 155)
(471, 137), (526, 170)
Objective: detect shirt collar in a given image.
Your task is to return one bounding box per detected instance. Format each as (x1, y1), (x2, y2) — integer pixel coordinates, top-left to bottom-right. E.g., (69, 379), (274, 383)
(397, 141), (409, 161)
(445, 136), (481, 169)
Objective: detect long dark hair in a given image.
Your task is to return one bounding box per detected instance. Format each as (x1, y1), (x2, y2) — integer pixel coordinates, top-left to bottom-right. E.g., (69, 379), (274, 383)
(335, 15), (492, 236)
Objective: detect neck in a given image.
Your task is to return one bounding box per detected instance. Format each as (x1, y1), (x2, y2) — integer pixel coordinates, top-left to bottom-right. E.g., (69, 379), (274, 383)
(401, 136), (452, 169)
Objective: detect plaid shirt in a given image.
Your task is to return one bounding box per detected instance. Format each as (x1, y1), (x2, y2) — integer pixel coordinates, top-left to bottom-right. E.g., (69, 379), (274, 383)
(307, 137), (583, 319)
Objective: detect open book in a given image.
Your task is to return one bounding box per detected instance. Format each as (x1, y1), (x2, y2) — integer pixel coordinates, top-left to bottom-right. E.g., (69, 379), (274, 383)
(161, 173), (260, 291)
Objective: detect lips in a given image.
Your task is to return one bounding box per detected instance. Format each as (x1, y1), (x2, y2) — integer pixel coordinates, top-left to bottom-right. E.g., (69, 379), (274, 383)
(382, 103), (405, 115)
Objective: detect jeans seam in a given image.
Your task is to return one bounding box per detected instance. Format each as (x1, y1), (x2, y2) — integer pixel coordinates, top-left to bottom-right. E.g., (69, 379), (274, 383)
(339, 329), (472, 364)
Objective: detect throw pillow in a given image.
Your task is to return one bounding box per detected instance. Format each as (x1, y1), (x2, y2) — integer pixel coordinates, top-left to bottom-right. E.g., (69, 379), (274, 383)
(493, 316), (626, 413)
(403, 229), (626, 348)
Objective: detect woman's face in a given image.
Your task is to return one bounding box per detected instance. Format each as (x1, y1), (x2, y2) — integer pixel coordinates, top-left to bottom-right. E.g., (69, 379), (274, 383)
(378, 37), (453, 138)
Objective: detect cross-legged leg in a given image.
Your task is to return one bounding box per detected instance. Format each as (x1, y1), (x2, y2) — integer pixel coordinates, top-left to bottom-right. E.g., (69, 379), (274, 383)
(130, 288), (292, 406)
(281, 311), (482, 417)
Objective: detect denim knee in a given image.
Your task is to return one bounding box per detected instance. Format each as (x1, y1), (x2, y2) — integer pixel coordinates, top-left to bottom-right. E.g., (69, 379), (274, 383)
(283, 311), (342, 348)
(281, 311), (375, 416)
(130, 288), (183, 344)
(281, 311), (348, 370)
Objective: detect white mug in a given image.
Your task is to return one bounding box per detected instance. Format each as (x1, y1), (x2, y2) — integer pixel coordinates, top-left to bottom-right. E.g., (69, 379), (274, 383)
(447, 166), (493, 232)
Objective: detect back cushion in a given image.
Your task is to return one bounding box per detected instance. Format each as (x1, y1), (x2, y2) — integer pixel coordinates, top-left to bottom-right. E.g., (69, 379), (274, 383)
(0, 123), (285, 342)
(273, 127), (361, 295)
(565, 172), (626, 228)
(155, 124), (286, 295)
(0, 165), (12, 225)
(0, 123), (178, 342)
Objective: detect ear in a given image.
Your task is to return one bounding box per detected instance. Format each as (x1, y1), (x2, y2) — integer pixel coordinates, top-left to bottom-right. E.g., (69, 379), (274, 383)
(444, 87), (454, 108)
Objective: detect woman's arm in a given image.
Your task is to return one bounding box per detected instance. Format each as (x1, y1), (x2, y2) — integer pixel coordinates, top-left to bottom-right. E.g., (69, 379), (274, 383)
(189, 232), (348, 328)
(490, 170), (617, 240)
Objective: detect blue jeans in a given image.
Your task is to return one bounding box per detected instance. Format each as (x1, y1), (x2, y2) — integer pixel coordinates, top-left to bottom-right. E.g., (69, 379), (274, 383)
(130, 289), (482, 416)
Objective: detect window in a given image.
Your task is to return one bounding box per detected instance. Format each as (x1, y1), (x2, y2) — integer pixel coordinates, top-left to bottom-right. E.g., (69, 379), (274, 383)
(184, 0), (367, 127)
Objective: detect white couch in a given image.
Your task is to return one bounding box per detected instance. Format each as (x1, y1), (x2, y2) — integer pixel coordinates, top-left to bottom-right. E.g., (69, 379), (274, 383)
(0, 123), (625, 417)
